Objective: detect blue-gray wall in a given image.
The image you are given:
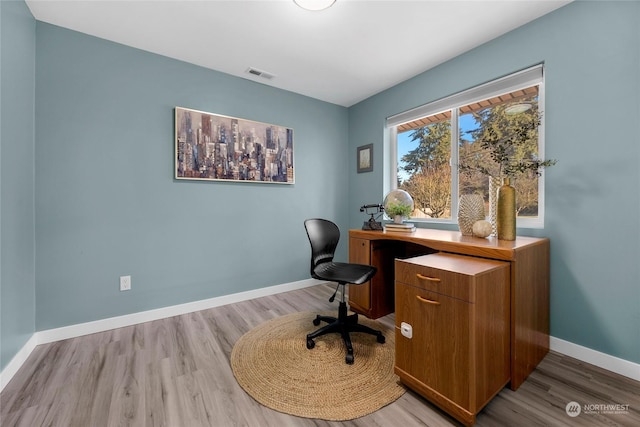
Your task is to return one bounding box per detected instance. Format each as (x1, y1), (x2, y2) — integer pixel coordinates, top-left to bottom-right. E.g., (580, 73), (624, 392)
(348, 1), (640, 364)
(34, 22), (349, 330)
(1, 0), (638, 372)
(0, 0), (36, 371)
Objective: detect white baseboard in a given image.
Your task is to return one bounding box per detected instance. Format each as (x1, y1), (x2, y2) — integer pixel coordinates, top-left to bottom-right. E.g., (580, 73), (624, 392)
(3, 281), (638, 393)
(550, 336), (640, 381)
(0, 278), (322, 392)
(0, 333), (38, 392)
(36, 278), (322, 344)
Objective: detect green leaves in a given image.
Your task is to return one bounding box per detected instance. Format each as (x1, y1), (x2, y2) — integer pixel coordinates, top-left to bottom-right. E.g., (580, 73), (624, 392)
(384, 201), (414, 217)
(402, 122), (451, 175)
(459, 102), (556, 179)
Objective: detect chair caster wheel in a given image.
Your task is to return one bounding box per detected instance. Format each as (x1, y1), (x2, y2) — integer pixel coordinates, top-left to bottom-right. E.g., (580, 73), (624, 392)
(306, 339), (315, 349)
(346, 354), (354, 364)
(377, 334), (386, 344)
(313, 317), (321, 326)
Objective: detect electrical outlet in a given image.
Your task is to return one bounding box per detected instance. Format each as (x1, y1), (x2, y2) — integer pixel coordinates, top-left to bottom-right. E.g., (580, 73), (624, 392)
(119, 275), (131, 291)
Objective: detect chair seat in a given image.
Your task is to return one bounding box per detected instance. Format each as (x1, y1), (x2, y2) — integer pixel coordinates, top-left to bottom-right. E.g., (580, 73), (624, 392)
(313, 262), (376, 285)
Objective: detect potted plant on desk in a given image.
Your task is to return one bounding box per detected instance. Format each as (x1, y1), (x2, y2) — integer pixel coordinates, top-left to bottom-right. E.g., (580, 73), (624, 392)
(385, 201), (414, 224)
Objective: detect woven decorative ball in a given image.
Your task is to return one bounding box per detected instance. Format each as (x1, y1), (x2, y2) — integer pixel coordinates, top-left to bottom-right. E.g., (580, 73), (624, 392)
(458, 194), (486, 235)
(472, 220), (492, 238)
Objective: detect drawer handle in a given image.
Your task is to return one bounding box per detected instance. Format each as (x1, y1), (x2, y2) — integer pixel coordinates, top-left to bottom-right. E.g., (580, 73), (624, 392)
(416, 295), (440, 305)
(416, 274), (441, 283)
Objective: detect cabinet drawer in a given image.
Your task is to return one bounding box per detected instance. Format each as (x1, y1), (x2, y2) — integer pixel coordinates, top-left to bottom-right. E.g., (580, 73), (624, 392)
(395, 253), (508, 302)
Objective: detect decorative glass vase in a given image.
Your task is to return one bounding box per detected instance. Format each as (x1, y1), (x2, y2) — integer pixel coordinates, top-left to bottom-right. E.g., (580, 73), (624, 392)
(458, 194), (485, 235)
(497, 177), (516, 240)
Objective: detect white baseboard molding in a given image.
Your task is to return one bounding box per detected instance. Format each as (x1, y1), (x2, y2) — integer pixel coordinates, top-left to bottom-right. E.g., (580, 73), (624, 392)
(36, 278), (322, 345)
(0, 333), (39, 392)
(4, 281), (638, 393)
(0, 278), (322, 392)
(550, 336), (640, 382)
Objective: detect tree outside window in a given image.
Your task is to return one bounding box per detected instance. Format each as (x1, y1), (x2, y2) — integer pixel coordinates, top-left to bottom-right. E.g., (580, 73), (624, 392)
(394, 76), (552, 226)
(399, 121), (451, 219)
(459, 94), (547, 218)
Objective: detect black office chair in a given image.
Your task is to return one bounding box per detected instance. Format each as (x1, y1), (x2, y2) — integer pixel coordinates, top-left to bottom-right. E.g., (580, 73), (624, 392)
(304, 218), (386, 364)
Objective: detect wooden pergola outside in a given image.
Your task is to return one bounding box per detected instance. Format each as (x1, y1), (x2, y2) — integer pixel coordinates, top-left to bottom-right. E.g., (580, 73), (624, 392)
(396, 86), (539, 133)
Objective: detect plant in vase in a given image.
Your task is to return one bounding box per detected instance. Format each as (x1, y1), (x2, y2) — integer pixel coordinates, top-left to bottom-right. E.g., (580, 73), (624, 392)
(385, 201), (413, 224)
(383, 189), (415, 224)
(458, 108), (556, 240)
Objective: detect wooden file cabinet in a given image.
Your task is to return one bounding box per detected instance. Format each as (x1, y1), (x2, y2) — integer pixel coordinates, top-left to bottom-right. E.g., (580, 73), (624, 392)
(394, 253), (510, 426)
(348, 228), (550, 391)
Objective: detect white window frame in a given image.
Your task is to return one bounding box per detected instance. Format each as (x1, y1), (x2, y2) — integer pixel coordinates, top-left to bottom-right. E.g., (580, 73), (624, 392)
(386, 65), (546, 229)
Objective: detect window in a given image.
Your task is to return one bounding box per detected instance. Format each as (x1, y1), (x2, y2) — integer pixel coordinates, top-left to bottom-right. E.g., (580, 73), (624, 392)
(387, 65), (548, 228)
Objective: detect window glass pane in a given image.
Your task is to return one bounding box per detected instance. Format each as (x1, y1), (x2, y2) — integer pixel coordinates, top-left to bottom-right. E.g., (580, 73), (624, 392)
(458, 89), (540, 218)
(390, 67), (548, 228)
(397, 116), (451, 219)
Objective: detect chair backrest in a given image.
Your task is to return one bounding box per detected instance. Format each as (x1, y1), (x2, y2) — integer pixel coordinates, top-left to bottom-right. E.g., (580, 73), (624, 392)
(304, 218), (340, 279)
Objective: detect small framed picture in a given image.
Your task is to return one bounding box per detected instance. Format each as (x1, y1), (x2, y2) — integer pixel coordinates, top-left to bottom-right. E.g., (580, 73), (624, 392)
(357, 144), (373, 173)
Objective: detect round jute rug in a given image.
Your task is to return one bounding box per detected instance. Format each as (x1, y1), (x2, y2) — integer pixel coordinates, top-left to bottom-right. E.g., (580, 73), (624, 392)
(230, 311), (405, 421)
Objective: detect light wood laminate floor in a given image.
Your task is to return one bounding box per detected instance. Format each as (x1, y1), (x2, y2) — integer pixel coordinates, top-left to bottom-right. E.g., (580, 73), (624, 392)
(1, 284), (639, 426)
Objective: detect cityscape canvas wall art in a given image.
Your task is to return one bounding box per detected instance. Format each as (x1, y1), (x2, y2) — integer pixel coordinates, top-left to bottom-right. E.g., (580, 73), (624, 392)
(175, 107), (294, 184)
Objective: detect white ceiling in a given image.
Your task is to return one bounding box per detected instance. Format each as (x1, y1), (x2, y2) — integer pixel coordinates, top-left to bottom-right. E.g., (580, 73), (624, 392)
(26, 0), (571, 107)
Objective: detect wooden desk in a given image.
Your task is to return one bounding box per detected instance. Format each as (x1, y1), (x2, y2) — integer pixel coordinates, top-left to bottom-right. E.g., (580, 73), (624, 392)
(348, 228), (550, 391)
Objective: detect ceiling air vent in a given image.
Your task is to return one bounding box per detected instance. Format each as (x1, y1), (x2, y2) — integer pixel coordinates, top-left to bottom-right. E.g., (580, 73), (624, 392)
(246, 67), (276, 80)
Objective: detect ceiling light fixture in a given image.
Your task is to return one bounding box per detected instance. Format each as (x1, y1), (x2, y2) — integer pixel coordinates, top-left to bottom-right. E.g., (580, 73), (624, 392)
(294, 0), (336, 12)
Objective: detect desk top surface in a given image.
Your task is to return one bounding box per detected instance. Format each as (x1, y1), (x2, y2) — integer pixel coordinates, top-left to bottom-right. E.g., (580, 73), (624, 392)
(349, 228), (548, 261)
